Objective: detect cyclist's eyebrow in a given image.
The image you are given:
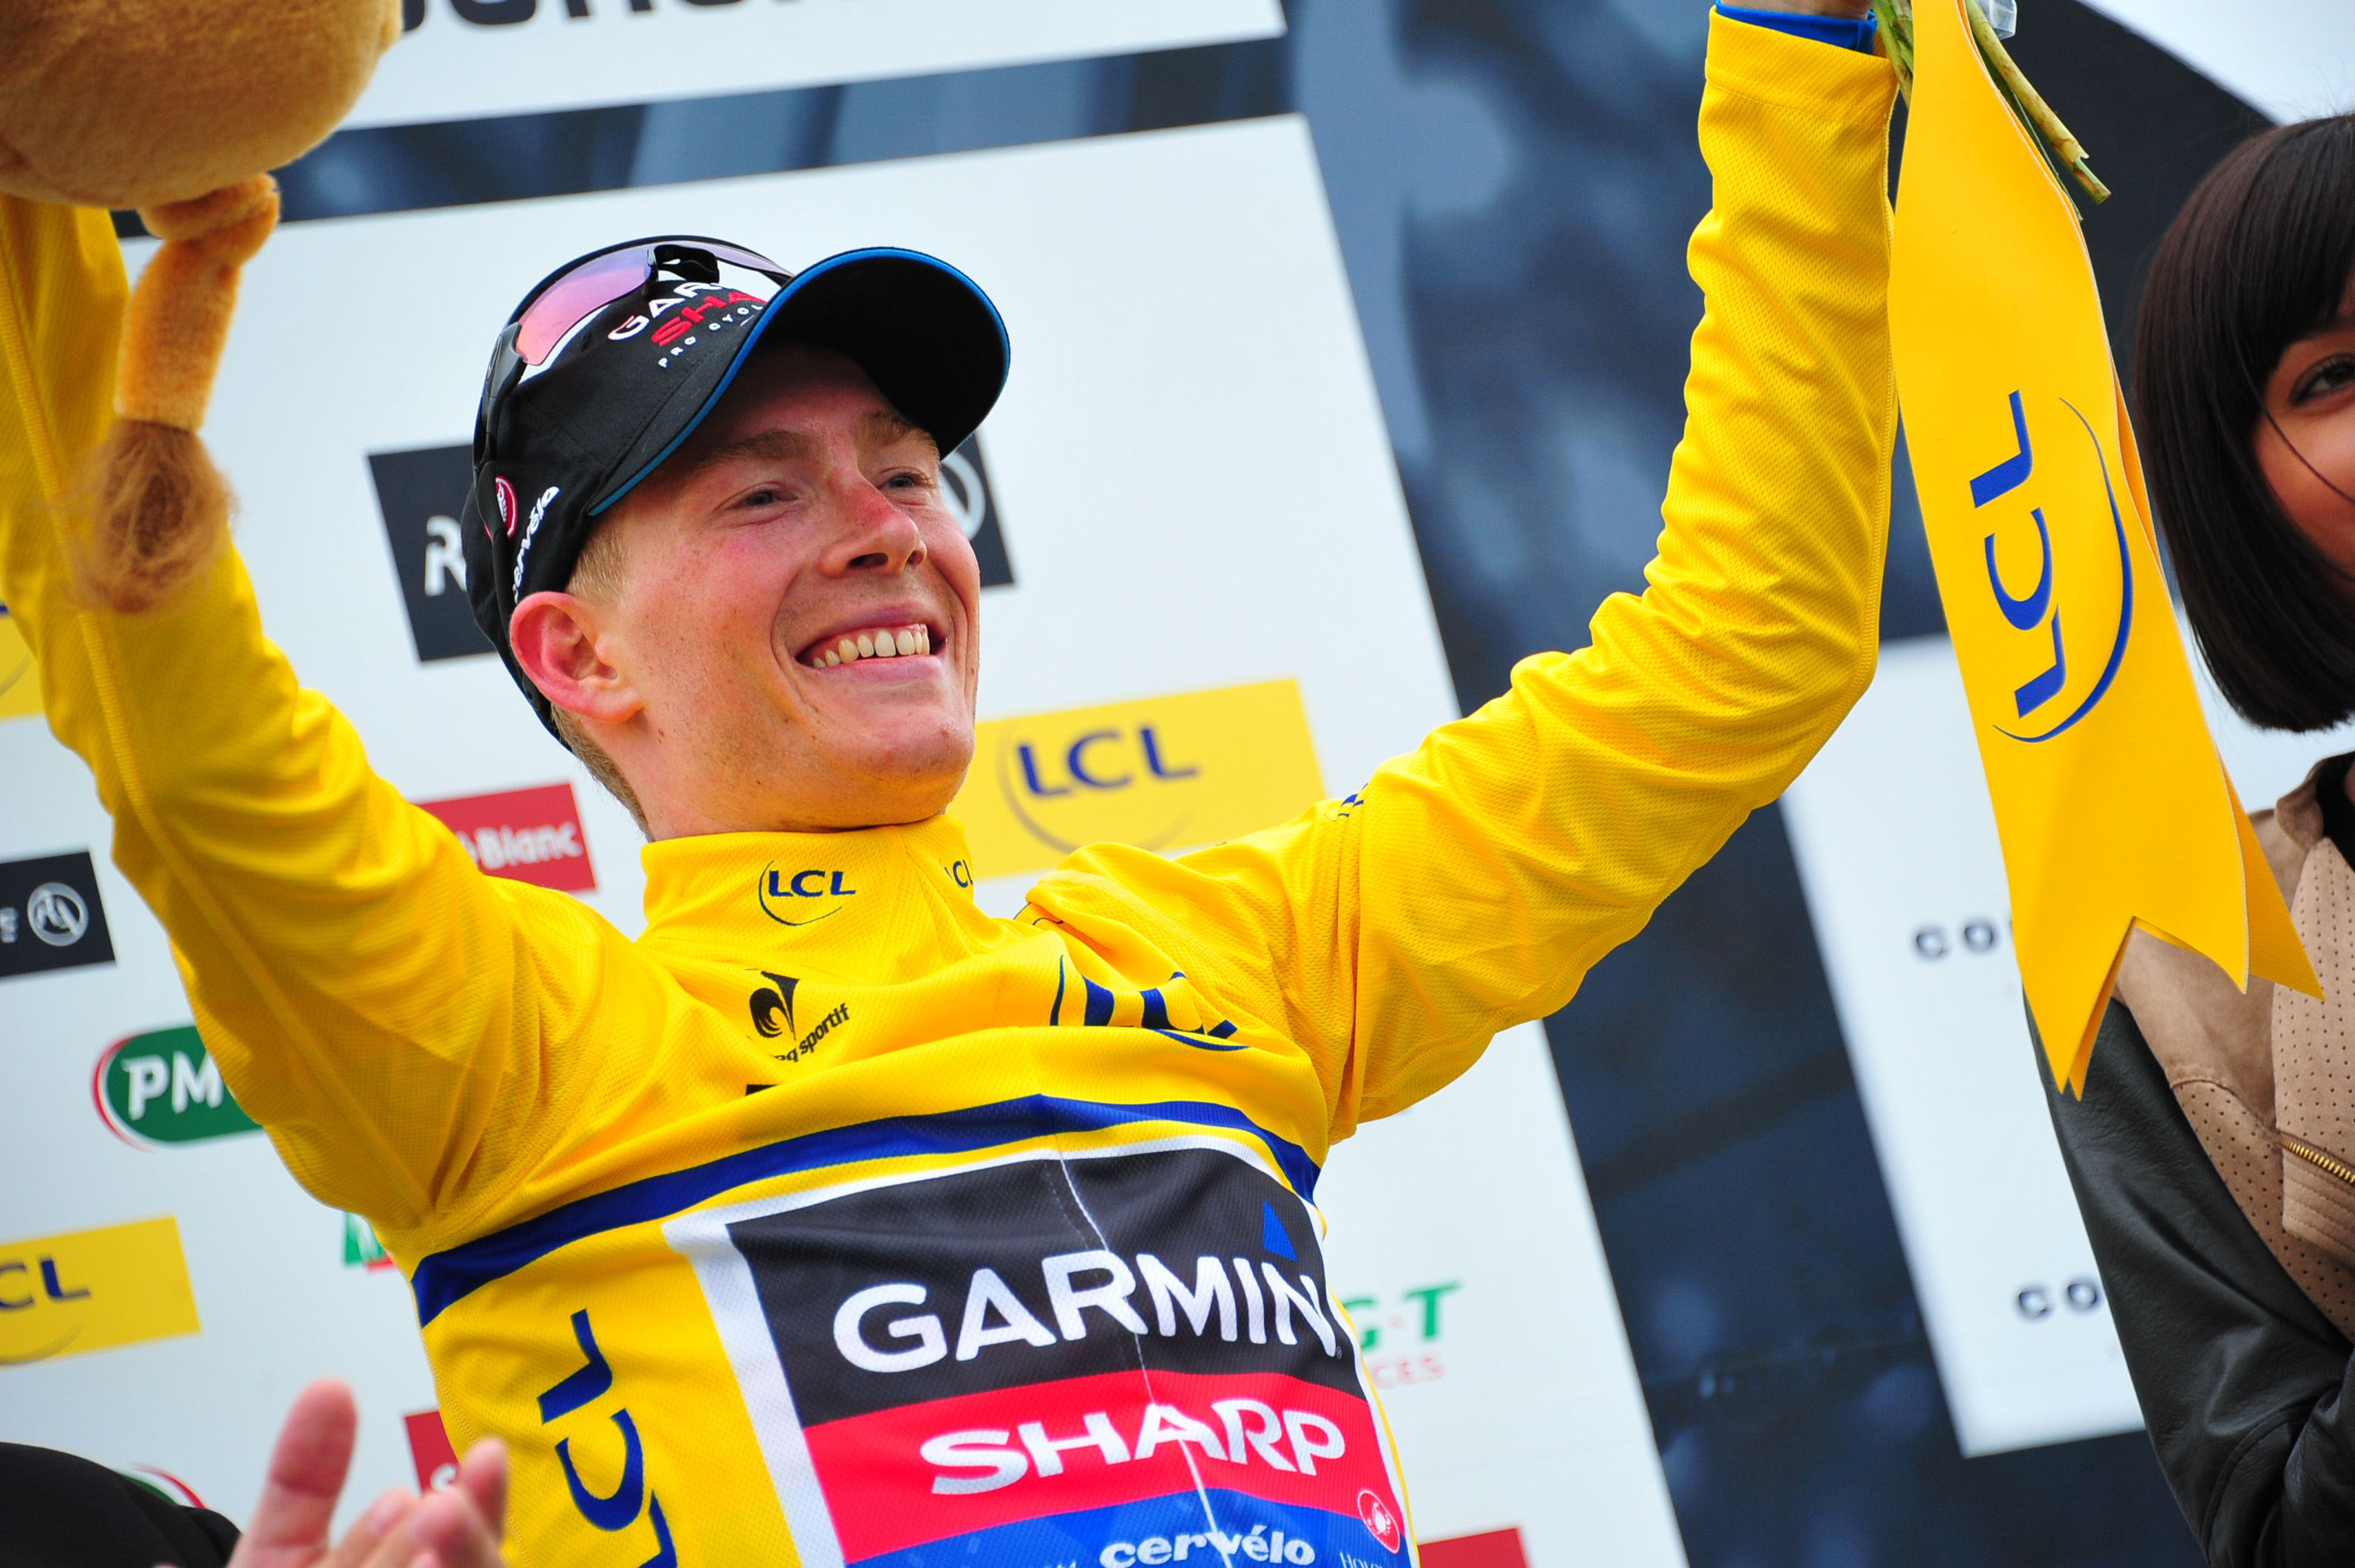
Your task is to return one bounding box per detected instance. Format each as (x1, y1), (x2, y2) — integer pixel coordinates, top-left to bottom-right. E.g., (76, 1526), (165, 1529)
(681, 428), (818, 479)
(860, 408), (936, 456)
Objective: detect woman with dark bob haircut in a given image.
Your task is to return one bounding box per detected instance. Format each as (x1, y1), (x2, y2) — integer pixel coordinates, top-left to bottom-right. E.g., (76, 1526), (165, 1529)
(2046, 112), (2355, 1567)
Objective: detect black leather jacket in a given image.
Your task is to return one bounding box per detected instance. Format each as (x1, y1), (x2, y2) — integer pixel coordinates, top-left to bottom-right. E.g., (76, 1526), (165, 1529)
(2044, 1004), (2355, 1564)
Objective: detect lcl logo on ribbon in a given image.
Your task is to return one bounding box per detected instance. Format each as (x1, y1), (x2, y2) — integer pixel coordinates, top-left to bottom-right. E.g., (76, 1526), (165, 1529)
(1972, 388), (2135, 743)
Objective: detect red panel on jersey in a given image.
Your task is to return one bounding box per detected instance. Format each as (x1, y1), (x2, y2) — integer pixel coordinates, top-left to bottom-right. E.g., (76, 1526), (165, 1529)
(802, 1368), (1401, 1561)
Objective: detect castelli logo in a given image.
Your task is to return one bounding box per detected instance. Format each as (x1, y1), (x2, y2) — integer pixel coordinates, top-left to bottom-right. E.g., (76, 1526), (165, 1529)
(1357, 1489), (1402, 1554)
(494, 475), (519, 537)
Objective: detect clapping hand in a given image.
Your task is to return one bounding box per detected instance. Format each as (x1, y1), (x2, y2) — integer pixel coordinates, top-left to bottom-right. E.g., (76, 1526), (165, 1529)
(173, 1379), (507, 1568)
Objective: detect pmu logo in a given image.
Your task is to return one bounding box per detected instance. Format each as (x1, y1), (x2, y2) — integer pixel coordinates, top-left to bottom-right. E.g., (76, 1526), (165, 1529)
(758, 863), (858, 927)
(0, 850), (115, 982)
(1973, 389), (2133, 742)
(93, 1026), (262, 1148)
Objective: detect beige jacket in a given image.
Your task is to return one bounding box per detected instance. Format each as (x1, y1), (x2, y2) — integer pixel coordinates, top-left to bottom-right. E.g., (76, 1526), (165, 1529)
(2115, 762), (2355, 1338)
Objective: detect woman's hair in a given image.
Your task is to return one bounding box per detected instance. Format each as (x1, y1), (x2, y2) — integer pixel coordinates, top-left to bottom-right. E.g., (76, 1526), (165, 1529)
(2136, 112), (2355, 731)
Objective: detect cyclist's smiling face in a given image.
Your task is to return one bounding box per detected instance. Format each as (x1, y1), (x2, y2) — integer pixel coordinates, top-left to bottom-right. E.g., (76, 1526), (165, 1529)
(509, 343), (982, 838)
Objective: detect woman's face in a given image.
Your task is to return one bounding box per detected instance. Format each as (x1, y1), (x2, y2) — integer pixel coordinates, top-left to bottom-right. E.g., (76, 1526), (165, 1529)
(2257, 265), (2355, 583)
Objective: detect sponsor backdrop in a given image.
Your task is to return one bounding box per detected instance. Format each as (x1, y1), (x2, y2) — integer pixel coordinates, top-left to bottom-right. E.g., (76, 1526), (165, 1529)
(1, 3), (2344, 1566)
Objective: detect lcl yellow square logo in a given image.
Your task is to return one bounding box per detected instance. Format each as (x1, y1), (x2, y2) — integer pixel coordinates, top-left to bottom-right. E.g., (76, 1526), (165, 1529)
(0, 1217), (200, 1366)
(952, 679), (1324, 880)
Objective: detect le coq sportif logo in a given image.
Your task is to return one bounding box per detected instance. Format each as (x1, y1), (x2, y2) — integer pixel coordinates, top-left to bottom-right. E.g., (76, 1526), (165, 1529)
(368, 436), (1013, 666)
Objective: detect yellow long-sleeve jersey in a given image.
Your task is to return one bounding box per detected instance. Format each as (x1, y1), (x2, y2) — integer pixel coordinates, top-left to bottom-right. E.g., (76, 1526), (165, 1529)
(0, 18), (1893, 1567)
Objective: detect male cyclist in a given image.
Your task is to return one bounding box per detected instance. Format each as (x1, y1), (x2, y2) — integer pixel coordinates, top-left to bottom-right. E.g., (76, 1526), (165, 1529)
(0, 4), (1892, 1561)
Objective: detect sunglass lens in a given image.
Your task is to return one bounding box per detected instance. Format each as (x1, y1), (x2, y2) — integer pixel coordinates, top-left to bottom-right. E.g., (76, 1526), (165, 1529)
(515, 250), (655, 365)
(513, 242), (791, 367)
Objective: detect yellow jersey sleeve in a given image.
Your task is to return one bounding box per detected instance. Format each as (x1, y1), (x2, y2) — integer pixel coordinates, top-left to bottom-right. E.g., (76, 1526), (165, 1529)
(1028, 16), (1899, 1140)
(0, 197), (626, 1237)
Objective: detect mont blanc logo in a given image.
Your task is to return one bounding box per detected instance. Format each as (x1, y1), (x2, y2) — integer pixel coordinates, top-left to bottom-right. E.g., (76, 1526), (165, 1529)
(0, 851), (114, 981)
(371, 444), (496, 663)
(414, 783), (597, 893)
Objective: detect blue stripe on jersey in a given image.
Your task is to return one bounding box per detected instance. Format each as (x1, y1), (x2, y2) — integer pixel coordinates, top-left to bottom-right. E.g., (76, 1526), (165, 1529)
(845, 1487), (1400, 1568)
(410, 1095), (1322, 1327)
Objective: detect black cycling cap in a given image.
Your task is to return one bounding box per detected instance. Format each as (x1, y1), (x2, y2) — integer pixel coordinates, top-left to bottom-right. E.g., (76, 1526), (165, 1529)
(460, 235), (1010, 742)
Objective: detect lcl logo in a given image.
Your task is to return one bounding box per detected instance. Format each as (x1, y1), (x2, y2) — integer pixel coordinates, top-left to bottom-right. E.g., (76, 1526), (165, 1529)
(1973, 390), (2134, 743)
(758, 865), (858, 928)
(995, 723), (1203, 856)
(1015, 727), (1197, 798)
(954, 680), (1322, 880)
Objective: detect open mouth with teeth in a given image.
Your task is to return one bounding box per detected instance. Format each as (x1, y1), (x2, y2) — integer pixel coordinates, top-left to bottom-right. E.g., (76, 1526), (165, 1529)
(801, 623), (935, 669)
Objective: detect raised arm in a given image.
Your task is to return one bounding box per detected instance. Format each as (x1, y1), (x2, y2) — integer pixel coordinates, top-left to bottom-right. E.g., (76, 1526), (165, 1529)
(1030, 13), (1897, 1137)
(0, 197), (629, 1242)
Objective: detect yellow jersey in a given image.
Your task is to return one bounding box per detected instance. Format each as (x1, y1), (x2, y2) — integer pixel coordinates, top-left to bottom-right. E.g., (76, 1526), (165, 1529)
(0, 18), (1895, 1566)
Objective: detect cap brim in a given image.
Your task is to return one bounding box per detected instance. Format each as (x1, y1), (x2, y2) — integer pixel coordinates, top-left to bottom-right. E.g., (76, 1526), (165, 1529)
(591, 247), (1008, 516)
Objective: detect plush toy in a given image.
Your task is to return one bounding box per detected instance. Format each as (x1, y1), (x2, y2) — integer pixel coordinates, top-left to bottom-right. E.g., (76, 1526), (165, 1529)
(0, 0), (402, 609)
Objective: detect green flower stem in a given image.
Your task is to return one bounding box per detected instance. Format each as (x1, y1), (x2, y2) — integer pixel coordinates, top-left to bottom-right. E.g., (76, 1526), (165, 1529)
(1872, 0), (2109, 206)
(1961, 0), (2112, 203)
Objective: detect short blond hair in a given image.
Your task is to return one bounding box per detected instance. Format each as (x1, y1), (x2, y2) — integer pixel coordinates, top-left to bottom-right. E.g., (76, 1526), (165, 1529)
(552, 518), (649, 835)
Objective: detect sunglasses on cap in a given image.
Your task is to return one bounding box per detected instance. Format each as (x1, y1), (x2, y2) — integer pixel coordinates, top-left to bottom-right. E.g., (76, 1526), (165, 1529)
(475, 235), (792, 464)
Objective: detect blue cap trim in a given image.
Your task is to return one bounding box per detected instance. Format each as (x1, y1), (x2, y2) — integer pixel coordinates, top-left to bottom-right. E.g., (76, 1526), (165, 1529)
(589, 246), (1010, 518)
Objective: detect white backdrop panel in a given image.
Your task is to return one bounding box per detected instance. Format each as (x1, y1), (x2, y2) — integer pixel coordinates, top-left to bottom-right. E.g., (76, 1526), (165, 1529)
(348, 0), (1285, 129)
(1783, 629), (2355, 1456)
(0, 118), (1681, 1563)
(2075, 0), (2355, 121)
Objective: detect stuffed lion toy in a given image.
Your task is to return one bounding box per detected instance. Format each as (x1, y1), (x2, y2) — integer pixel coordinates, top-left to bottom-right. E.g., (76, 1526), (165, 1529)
(0, 0), (402, 609)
